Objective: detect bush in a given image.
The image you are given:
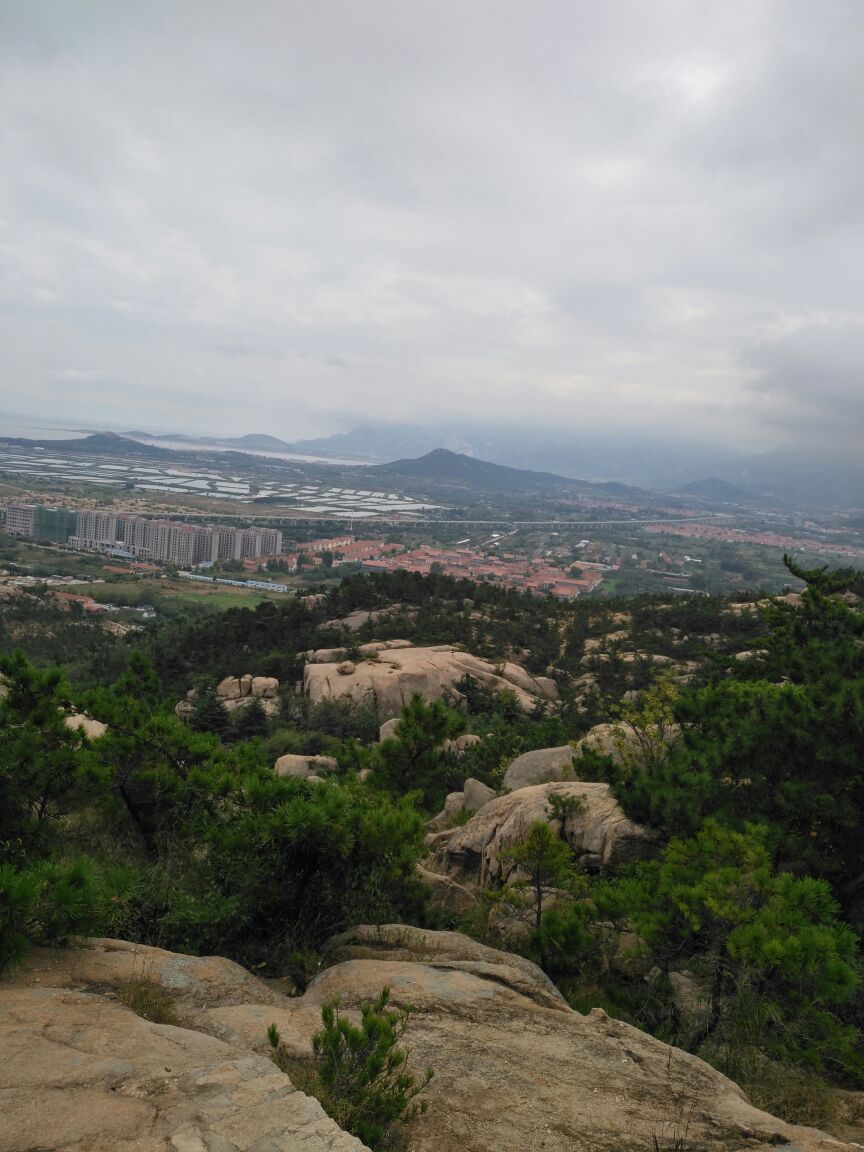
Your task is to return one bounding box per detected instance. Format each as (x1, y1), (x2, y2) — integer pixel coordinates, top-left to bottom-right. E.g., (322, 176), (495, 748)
(0, 857), (105, 972)
(269, 986), (433, 1150)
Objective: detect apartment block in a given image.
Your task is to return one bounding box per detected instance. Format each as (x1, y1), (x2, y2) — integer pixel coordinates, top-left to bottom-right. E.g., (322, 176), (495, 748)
(6, 502), (78, 544)
(55, 507), (283, 570)
(6, 502), (37, 537)
(75, 510), (117, 548)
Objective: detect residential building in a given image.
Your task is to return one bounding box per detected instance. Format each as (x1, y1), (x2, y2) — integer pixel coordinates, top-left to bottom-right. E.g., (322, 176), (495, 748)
(6, 502), (37, 537)
(6, 502), (77, 544)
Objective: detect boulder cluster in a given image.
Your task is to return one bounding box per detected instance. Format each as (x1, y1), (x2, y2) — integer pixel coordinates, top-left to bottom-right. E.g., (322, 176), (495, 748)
(175, 674), (280, 720)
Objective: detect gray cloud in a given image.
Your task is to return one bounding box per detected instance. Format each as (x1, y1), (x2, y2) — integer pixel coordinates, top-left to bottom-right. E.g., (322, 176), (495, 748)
(1, 0), (862, 447)
(744, 319), (864, 453)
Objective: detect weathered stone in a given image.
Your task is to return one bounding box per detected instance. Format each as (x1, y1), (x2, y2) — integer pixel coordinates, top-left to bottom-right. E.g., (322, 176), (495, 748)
(16, 937), (279, 1010)
(379, 718), (401, 742)
(223, 695), (279, 717)
(325, 606), (406, 632)
(239, 673), (253, 696)
(573, 721), (680, 764)
(250, 676), (279, 698)
(273, 754), (338, 778)
(216, 676), (242, 700)
(337, 660), (356, 675)
(417, 865), (479, 916)
(322, 925), (565, 1009)
(305, 647), (348, 664)
(427, 791), (467, 831)
(463, 777), (496, 813)
(430, 781), (659, 888)
(452, 732), (481, 751)
(63, 712), (107, 740)
(502, 745), (575, 791)
(305, 644), (556, 721)
(0, 984), (365, 1152)
(532, 675), (559, 700)
(212, 937), (850, 1152)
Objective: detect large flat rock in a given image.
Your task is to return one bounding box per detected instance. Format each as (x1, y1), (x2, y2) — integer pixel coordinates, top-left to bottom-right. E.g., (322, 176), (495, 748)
(0, 985), (366, 1152)
(303, 644), (557, 721)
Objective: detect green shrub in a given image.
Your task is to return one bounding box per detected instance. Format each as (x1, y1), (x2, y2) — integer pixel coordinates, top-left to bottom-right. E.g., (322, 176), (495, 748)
(269, 986), (433, 1150)
(0, 857), (104, 972)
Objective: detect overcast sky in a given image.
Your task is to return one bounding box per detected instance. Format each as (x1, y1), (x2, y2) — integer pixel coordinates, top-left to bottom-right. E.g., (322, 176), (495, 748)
(1, 1), (862, 449)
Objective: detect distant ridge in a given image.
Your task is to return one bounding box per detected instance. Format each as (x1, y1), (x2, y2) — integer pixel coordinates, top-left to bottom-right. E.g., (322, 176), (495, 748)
(676, 477), (759, 504)
(0, 431), (299, 468)
(127, 431), (299, 453)
(0, 432), (177, 459)
(371, 447), (645, 497)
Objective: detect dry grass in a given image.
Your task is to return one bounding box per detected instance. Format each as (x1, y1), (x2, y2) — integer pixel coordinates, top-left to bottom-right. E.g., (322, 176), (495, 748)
(116, 977), (179, 1025)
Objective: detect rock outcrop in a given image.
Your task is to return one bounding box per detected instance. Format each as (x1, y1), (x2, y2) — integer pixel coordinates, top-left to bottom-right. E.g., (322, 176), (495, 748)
(3, 935), (856, 1152)
(378, 717), (400, 741)
(502, 744), (575, 790)
(462, 776), (496, 812)
(2, 939), (364, 1152)
(428, 776), (498, 831)
(428, 781), (659, 888)
(572, 721), (680, 764)
(274, 753), (339, 778)
(63, 712), (108, 740)
(304, 643), (557, 721)
(176, 674), (281, 721)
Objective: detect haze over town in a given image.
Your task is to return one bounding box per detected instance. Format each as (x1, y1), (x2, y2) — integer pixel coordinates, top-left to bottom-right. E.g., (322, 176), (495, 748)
(3, 1), (863, 458)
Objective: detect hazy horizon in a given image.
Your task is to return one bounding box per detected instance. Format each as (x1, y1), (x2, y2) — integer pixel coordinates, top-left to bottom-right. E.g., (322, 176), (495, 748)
(2, 2), (863, 453)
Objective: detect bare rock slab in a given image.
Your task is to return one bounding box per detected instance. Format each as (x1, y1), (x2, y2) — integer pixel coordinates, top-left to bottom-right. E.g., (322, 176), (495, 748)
(0, 984), (367, 1152)
(304, 644), (556, 721)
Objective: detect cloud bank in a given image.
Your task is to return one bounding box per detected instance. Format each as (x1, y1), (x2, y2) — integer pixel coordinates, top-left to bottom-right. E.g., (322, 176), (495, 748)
(1, 0), (862, 447)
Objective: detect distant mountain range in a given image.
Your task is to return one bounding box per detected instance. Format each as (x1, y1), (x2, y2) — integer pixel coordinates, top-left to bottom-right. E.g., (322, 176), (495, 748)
(12, 423), (862, 510)
(288, 426), (864, 508)
(124, 422), (742, 486)
(270, 423), (746, 488)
